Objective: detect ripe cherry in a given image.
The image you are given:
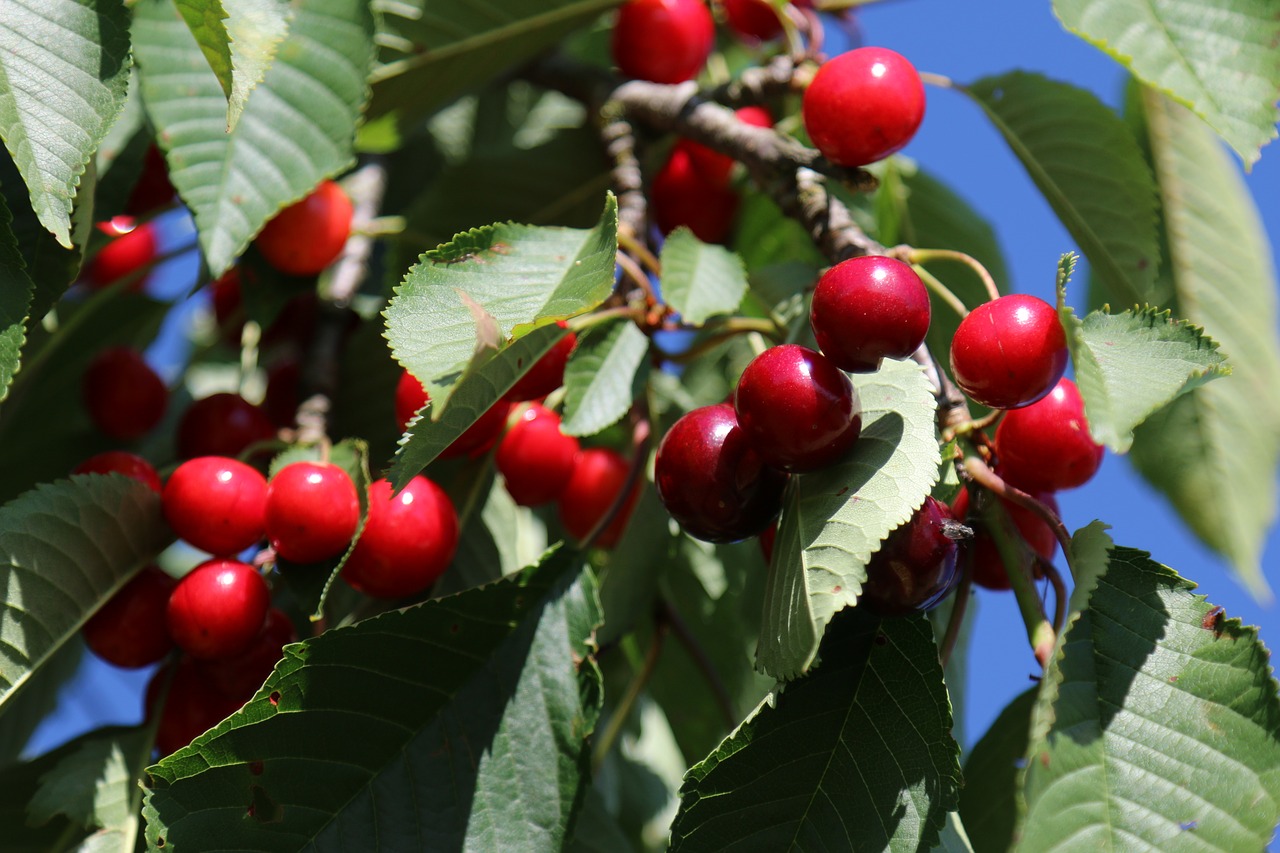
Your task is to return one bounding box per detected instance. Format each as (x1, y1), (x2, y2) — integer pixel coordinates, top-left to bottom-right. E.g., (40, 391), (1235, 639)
(994, 378), (1104, 491)
(198, 607), (296, 700)
(722, 0), (784, 42)
(176, 392), (275, 459)
(210, 268), (245, 343)
(395, 370), (511, 458)
(504, 324), (577, 402)
(82, 346), (168, 441)
(255, 179), (353, 276)
(558, 447), (638, 549)
(612, 0), (715, 84)
(265, 461), (361, 564)
(860, 497), (960, 615)
(655, 403), (788, 543)
(733, 344), (862, 473)
(759, 522), (777, 563)
(124, 145), (177, 216)
(802, 46), (925, 168)
(82, 217), (158, 290)
(678, 106), (773, 187)
(810, 255), (931, 372)
(496, 404), (581, 507)
(73, 451), (163, 493)
(651, 147), (739, 244)
(147, 657), (243, 756)
(342, 476), (459, 598)
(166, 558), (270, 660)
(82, 565), (175, 668)
(163, 456), (268, 556)
(264, 358), (301, 428)
(949, 294), (1068, 410)
(952, 485), (1058, 591)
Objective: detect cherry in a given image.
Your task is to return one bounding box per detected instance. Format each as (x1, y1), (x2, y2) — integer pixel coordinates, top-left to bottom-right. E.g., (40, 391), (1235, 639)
(163, 456), (268, 556)
(733, 344), (862, 473)
(722, 0), (784, 42)
(496, 404), (581, 507)
(82, 565), (175, 668)
(612, 0), (715, 84)
(558, 447), (638, 549)
(810, 255), (931, 372)
(651, 147), (739, 244)
(124, 144), (177, 216)
(342, 476), (459, 598)
(210, 268), (245, 343)
(176, 392), (275, 459)
(802, 46), (926, 167)
(81, 346), (168, 441)
(860, 497), (960, 615)
(73, 451), (163, 493)
(949, 294), (1068, 410)
(197, 607), (296, 700)
(504, 323), (577, 402)
(678, 106), (773, 187)
(994, 378), (1104, 491)
(759, 522), (777, 563)
(952, 486), (1058, 591)
(655, 403), (788, 543)
(255, 179), (353, 276)
(167, 558), (270, 660)
(146, 657), (243, 755)
(82, 217), (158, 290)
(265, 461), (360, 564)
(264, 358), (301, 428)
(395, 370), (511, 458)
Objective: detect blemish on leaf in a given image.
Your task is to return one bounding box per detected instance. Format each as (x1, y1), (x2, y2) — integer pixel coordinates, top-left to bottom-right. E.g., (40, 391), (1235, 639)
(1179, 820), (1199, 831)
(248, 760), (264, 776)
(269, 691), (280, 706)
(1202, 606), (1225, 637)
(832, 585), (842, 594)
(450, 623), (460, 634)
(874, 633), (887, 646)
(1040, 751), (1050, 767)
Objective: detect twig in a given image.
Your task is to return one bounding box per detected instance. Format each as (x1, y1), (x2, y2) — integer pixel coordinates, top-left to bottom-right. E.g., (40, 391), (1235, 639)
(579, 412), (651, 550)
(706, 55), (811, 106)
(940, 550), (974, 668)
(661, 597), (737, 730)
(616, 250), (657, 307)
(1039, 556), (1068, 635)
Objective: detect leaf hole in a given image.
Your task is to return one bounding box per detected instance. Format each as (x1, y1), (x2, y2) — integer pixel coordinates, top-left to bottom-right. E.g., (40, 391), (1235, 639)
(156, 839), (166, 848)
(269, 692), (280, 706)
(874, 633), (887, 646)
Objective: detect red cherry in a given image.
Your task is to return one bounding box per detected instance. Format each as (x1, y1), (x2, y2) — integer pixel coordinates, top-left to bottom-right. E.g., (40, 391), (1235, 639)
(678, 106), (774, 187)
(558, 448), (638, 549)
(163, 456), (268, 555)
(264, 358), (300, 429)
(210, 268), (245, 344)
(504, 324), (577, 402)
(652, 147), (740, 244)
(176, 392), (275, 459)
(83, 217), (158, 291)
(265, 461), (361, 564)
(394, 370), (511, 458)
(255, 179), (353, 276)
(810, 255), (931, 372)
(342, 477), (459, 598)
(759, 522), (777, 563)
(733, 344), (862, 473)
(860, 497), (960, 615)
(73, 451), (163, 493)
(197, 607), (296, 701)
(802, 46), (926, 167)
(81, 346), (168, 441)
(82, 565), (175, 668)
(949, 294), (1068, 410)
(124, 145), (177, 216)
(612, 0), (715, 84)
(655, 403), (788, 543)
(147, 656), (244, 755)
(994, 378), (1104, 491)
(722, 0), (784, 42)
(166, 558), (270, 660)
(952, 486), (1058, 591)
(496, 404), (581, 507)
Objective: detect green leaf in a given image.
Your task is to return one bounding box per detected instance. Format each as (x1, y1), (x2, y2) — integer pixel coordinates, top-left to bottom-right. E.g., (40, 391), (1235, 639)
(0, 639), (82, 768)
(958, 688), (1035, 853)
(966, 72), (1161, 307)
(1016, 545), (1280, 850)
(659, 228), (749, 326)
(369, 0), (624, 134)
(1056, 253), (1230, 453)
(132, 0), (374, 276)
(670, 610), (961, 851)
(757, 358), (940, 679)
(1128, 89), (1280, 599)
(143, 549), (604, 851)
(1052, 0), (1280, 167)
(439, 473), (547, 596)
(0, 476), (168, 714)
(562, 319), (649, 438)
(386, 194), (618, 408)
(28, 727), (150, 841)
(0, 191), (34, 406)
(0, 0), (130, 247)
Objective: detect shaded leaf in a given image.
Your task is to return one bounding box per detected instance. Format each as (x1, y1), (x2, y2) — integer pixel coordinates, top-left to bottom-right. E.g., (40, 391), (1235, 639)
(0, 191), (34, 406)
(958, 688), (1035, 853)
(659, 229), (749, 326)
(0, 640), (82, 768)
(562, 319), (649, 437)
(438, 473), (547, 596)
(28, 727), (149, 840)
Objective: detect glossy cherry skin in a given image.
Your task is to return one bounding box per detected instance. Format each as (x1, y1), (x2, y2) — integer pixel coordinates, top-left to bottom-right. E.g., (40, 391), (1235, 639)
(810, 256), (931, 372)
(733, 344), (862, 473)
(167, 558), (270, 660)
(124, 145), (177, 216)
(558, 448), (638, 549)
(722, 0), (784, 42)
(147, 657), (244, 756)
(949, 294), (1068, 410)
(395, 370), (511, 458)
(758, 522), (777, 563)
(82, 565), (175, 668)
(994, 378), (1104, 491)
(163, 456), (268, 556)
(952, 485), (1058, 591)
(73, 451), (163, 493)
(82, 346), (168, 441)
(861, 497), (960, 615)
(612, 0), (715, 84)
(651, 147), (740, 244)
(256, 179), (353, 276)
(678, 106), (773, 187)
(504, 324), (577, 402)
(803, 47), (925, 167)
(342, 476), (459, 598)
(496, 405), (581, 507)
(265, 461), (361, 564)
(83, 217), (158, 291)
(197, 607), (296, 701)
(655, 403), (788, 543)
(176, 392), (276, 459)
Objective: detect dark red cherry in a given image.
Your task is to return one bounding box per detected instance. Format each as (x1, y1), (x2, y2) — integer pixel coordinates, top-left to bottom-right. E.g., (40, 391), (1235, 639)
(82, 566), (175, 668)
(342, 476), (459, 598)
(83, 217), (158, 291)
(558, 448), (638, 549)
(722, 0), (784, 42)
(612, 0), (715, 84)
(802, 46), (926, 167)
(265, 461), (361, 564)
(210, 268), (246, 344)
(147, 656), (244, 756)
(166, 558), (270, 660)
(124, 144), (177, 216)
(163, 456), (268, 555)
(655, 403), (788, 542)
(73, 451), (163, 493)
(810, 255), (931, 372)
(82, 346), (168, 441)
(759, 522), (777, 563)
(651, 147), (740, 244)
(496, 404), (581, 507)
(255, 179), (353, 276)
(264, 358), (301, 429)
(394, 370), (510, 458)
(860, 497), (960, 615)
(949, 294), (1068, 410)
(504, 324), (577, 402)
(952, 485), (1058, 591)
(678, 106), (773, 187)
(176, 392), (275, 459)
(994, 378), (1104, 491)
(197, 607), (296, 701)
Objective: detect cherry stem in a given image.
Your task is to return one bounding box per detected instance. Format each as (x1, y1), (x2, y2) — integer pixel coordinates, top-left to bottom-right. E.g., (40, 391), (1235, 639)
(591, 617), (667, 773)
(963, 455), (1077, 581)
(939, 549), (974, 668)
(616, 250), (657, 307)
(659, 597), (737, 730)
(617, 229), (661, 276)
(1039, 556), (1068, 635)
(909, 263), (970, 320)
(919, 71), (955, 89)
(899, 247), (1001, 303)
(578, 411), (651, 551)
(567, 304), (646, 335)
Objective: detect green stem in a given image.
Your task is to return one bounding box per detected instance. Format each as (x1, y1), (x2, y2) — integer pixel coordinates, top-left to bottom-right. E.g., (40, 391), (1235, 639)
(906, 247), (1000, 302)
(591, 620), (667, 773)
(566, 304), (645, 334)
(911, 263), (970, 320)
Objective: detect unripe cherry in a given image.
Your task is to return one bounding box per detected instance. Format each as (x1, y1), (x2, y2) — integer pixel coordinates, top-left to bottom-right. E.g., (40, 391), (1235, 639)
(949, 294), (1068, 410)
(994, 378), (1104, 491)
(496, 405), (581, 507)
(810, 255), (931, 372)
(166, 558), (270, 660)
(265, 461), (361, 564)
